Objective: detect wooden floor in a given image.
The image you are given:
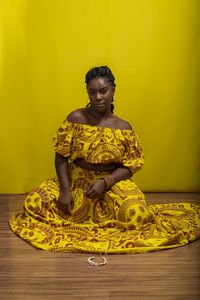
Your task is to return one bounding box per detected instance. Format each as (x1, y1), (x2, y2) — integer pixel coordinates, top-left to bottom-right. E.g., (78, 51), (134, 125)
(0, 193), (200, 300)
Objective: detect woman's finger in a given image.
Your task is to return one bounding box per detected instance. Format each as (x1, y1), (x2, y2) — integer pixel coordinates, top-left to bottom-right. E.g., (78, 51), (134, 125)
(71, 200), (74, 210)
(57, 202), (71, 216)
(88, 190), (97, 198)
(85, 183), (93, 192)
(64, 207), (71, 216)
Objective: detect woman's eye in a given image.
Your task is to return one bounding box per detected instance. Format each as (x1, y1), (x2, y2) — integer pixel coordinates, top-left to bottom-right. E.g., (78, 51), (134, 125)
(89, 89), (107, 96)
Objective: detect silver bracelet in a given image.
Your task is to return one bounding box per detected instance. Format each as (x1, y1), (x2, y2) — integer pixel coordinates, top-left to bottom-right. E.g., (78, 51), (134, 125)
(87, 251), (108, 267)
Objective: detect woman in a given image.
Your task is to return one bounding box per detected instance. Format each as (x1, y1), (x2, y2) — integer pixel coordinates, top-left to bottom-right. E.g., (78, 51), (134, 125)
(9, 66), (200, 254)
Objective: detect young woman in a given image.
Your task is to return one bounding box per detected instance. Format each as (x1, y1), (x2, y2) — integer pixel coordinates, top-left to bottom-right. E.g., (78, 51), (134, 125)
(9, 66), (200, 254)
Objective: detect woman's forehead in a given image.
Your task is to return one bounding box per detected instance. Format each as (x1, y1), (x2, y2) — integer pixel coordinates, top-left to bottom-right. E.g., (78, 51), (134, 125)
(87, 77), (110, 89)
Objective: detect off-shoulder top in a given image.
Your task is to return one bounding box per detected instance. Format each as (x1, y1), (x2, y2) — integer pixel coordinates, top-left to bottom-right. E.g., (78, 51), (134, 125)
(52, 119), (144, 177)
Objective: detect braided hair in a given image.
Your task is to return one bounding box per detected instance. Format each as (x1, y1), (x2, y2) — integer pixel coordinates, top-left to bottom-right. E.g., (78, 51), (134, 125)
(85, 66), (116, 113)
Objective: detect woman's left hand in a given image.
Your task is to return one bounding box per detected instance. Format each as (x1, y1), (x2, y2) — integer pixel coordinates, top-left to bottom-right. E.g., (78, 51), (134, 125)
(84, 179), (106, 198)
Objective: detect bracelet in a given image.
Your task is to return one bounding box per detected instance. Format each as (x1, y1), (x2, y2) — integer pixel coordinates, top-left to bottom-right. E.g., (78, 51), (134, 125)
(87, 256), (107, 267)
(100, 175), (115, 190)
(87, 250), (108, 267)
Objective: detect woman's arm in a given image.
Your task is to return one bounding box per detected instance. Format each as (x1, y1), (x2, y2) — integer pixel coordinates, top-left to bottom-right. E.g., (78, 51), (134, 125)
(84, 165), (132, 198)
(55, 152), (71, 192)
(55, 153), (74, 214)
(110, 164), (132, 184)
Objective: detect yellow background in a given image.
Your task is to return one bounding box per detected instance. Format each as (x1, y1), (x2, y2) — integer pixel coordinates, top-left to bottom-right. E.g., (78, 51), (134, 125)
(0, 0), (199, 193)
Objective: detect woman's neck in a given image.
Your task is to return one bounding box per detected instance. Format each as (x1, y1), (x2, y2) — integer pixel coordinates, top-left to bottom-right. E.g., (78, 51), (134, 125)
(87, 106), (112, 121)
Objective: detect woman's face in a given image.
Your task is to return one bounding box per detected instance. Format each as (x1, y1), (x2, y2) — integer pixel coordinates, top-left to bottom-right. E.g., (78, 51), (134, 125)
(87, 77), (115, 112)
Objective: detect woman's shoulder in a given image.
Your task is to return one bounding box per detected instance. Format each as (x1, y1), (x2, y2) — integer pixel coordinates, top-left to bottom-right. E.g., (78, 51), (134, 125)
(66, 109), (133, 131)
(66, 108), (86, 124)
(112, 115), (133, 130)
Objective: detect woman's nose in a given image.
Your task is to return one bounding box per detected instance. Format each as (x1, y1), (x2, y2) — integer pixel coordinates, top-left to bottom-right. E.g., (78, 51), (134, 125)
(96, 93), (102, 100)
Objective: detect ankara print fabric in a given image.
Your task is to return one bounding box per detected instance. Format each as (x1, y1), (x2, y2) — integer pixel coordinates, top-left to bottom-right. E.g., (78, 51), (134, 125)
(52, 119), (145, 178)
(9, 120), (200, 253)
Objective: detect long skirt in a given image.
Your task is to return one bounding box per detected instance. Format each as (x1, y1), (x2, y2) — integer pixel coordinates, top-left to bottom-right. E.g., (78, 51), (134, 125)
(9, 163), (200, 253)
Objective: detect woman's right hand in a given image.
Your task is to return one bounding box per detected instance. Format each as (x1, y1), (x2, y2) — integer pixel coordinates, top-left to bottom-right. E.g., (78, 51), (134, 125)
(56, 190), (74, 216)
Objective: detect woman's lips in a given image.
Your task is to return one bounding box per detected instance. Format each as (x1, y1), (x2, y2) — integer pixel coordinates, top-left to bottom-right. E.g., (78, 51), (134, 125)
(96, 103), (105, 107)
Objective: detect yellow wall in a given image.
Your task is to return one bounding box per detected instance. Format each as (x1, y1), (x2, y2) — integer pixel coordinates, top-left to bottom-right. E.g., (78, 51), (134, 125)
(0, 0), (199, 193)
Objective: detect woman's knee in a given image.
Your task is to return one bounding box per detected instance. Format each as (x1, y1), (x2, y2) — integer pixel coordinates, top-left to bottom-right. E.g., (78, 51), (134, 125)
(116, 198), (150, 226)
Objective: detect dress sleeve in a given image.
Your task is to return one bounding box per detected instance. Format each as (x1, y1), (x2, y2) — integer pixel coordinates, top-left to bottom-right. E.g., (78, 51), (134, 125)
(52, 119), (75, 158)
(121, 130), (144, 177)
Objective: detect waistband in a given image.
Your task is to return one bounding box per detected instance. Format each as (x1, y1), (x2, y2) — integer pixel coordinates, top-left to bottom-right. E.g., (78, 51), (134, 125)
(73, 158), (120, 172)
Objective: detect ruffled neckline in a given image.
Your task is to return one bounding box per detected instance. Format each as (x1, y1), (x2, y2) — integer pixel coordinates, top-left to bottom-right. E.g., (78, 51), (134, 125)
(66, 119), (134, 133)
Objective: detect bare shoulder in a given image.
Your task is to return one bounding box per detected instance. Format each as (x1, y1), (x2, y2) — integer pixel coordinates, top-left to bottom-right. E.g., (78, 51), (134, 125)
(113, 115), (133, 130)
(66, 108), (86, 124)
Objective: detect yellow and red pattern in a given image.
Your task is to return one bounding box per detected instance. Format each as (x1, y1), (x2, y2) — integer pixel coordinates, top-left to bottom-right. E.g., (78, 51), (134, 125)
(9, 120), (200, 253)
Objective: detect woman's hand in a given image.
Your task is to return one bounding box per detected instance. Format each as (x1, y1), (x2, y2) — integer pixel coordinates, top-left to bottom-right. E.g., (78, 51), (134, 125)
(56, 190), (74, 216)
(84, 179), (107, 198)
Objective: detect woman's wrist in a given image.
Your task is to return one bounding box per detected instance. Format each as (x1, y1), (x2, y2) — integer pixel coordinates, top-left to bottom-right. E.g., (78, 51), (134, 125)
(59, 186), (71, 193)
(100, 175), (115, 190)
(100, 178), (107, 191)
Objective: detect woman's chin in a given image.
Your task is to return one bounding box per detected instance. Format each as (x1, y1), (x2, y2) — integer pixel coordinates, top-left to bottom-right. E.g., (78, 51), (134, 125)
(94, 105), (106, 111)
(89, 104), (109, 113)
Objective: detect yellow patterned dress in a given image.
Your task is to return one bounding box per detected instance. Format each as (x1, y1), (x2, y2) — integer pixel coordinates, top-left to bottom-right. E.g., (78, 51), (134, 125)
(9, 119), (200, 253)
